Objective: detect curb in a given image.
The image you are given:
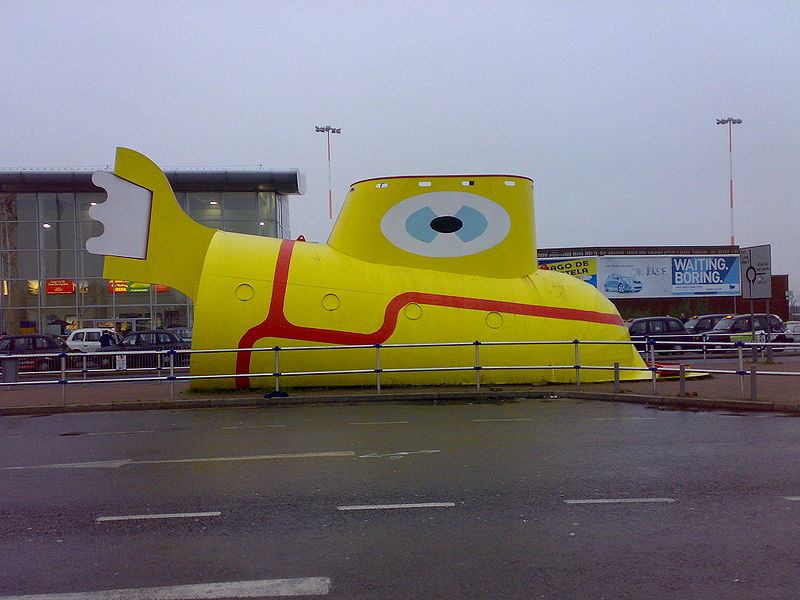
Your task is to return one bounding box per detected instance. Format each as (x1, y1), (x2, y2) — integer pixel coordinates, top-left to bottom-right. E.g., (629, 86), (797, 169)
(0, 387), (796, 416)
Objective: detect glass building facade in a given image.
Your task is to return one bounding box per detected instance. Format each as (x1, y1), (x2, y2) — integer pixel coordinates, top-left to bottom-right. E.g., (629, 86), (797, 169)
(0, 169), (302, 336)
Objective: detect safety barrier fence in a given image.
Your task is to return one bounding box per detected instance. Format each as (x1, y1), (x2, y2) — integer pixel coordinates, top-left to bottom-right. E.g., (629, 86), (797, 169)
(1, 337), (799, 405)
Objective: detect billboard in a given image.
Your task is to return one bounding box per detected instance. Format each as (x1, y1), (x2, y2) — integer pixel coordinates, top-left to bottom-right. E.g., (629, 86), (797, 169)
(539, 254), (741, 299)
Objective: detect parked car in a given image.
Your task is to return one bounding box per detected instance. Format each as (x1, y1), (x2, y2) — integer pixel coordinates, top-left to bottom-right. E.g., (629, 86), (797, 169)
(784, 321), (800, 343)
(97, 330), (191, 368)
(683, 314), (730, 335)
(167, 327), (193, 343)
(0, 334), (68, 372)
(703, 313), (789, 351)
(604, 273), (643, 294)
(626, 316), (691, 352)
(65, 328), (122, 353)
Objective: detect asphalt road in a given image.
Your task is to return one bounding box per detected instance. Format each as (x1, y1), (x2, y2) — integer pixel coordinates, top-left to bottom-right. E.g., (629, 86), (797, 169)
(2, 399), (800, 599)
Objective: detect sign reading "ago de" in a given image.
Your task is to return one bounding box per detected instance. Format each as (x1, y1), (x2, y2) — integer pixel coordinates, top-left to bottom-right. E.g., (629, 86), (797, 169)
(539, 254), (741, 299)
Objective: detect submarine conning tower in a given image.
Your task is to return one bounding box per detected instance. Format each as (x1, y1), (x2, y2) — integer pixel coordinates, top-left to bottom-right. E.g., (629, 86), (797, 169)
(326, 175), (537, 279)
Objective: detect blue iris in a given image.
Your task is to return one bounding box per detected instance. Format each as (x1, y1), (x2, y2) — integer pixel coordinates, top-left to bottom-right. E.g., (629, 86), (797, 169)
(405, 205), (487, 244)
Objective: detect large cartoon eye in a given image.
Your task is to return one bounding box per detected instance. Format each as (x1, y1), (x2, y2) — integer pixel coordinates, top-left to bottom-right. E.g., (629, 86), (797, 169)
(380, 191), (511, 257)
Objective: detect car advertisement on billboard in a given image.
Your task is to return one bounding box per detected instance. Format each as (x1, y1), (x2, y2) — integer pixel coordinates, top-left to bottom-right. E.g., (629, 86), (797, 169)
(539, 255), (740, 298)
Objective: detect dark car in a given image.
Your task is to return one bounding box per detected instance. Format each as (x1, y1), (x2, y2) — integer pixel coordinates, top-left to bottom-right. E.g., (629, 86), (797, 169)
(703, 313), (789, 351)
(626, 316), (691, 353)
(98, 329), (191, 368)
(0, 334), (68, 372)
(683, 314), (730, 335)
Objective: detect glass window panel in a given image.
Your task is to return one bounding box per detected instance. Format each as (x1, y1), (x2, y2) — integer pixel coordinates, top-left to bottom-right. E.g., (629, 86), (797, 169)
(40, 251), (77, 278)
(224, 220), (257, 235)
(41, 283), (77, 307)
(1, 307), (38, 335)
(174, 192), (187, 211)
(2, 251), (40, 279)
(222, 192), (257, 220)
(78, 279), (113, 306)
(3, 279), (40, 307)
(113, 284), (152, 305)
(76, 193), (107, 221)
(154, 287), (189, 305)
(79, 250), (105, 278)
(0, 193), (38, 222)
(56, 193), (77, 220)
(159, 305), (190, 328)
(39, 221), (77, 249)
(258, 192), (277, 221)
(0, 221), (39, 250)
(259, 220), (278, 237)
(187, 192), (222, 221)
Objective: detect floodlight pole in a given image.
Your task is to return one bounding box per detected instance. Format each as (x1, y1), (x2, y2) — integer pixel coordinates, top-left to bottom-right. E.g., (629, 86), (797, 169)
(315, 125), (341, 219)
(716, 117), (742, 247)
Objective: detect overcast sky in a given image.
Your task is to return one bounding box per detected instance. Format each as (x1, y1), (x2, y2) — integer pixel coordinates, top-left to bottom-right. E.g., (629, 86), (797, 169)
(3, 1), (799, 290)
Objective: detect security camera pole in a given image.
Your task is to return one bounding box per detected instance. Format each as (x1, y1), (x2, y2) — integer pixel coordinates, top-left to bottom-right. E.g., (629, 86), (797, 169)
(315, 125), (342, 220)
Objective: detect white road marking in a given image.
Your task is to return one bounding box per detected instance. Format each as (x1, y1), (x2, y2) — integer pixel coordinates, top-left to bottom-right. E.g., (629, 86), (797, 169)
(357, 450), (440, 458)
(348, 421), (409, 425)
(86, 430), (156, 436)
(96, 511), (221, 522)
(472, 418), (532, 422)
(0, 577), (330, 599)
(337, 502), (455, 511)
(592, 417), (658, 421)
(783, 496), (800, 501)
(564, 497), (676, 504)
(221, 425), (287, 430)
(1, 451), (354, 471)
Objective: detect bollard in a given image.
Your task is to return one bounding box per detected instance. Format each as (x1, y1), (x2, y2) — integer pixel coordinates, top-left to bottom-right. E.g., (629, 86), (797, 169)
(679, 364), (686, 397)
(613, 362), (620, 394)
(737, 342), (745, 399)
(750, 365), (758, 401)
(273, 346), (281, 392)
(648, 339), (657, 394)
(573, 340), (581, 389)
(168, 350), (175, 402)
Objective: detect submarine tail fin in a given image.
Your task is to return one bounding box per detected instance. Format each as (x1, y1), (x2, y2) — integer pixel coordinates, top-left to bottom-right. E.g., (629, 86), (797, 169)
(87, 147), (215, 302)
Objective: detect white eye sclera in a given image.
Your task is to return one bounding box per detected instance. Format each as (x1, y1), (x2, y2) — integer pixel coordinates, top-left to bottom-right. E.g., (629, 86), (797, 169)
(380, 191), (511, 258)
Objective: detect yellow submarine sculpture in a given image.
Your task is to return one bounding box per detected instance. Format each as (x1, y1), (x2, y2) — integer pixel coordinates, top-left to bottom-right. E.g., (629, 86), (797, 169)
(86, 147), (647, 389)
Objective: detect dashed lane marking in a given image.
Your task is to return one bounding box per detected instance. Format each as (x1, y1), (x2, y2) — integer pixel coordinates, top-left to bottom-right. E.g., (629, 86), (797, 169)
(564, 497), (676, 505)
(96, 511), (221, 522)
(337, 502), (455, 511)
(0, 577), (330, 599)
(472, 418), (532, 422)
(348, 421), (410, 425)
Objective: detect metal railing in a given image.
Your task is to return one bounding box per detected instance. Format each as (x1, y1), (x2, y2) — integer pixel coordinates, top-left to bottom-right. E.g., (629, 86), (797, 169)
(1, 337), (800, 405)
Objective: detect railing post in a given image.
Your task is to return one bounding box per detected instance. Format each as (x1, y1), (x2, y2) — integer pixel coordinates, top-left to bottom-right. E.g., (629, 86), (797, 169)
(737, 341), (745, 399)
(750, 365), (758, 401)
(573, 340), (581, 389)
(375, 343), (382, 393)
(273, 346), (281, 392)
(648, 339), (657, 394)
(168, 350), (175, 402)
(474, 340), (481, 391)
(613, 361), (620, 394)
(60, 353), (67, 406)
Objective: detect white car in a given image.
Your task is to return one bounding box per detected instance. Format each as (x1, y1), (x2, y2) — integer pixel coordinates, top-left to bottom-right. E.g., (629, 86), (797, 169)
(785, 321), (800, 343)
(65, 328), (121, 352)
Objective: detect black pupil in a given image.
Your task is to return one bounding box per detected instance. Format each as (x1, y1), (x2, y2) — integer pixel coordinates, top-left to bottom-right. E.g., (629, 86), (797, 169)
(430, 216), (463, 234)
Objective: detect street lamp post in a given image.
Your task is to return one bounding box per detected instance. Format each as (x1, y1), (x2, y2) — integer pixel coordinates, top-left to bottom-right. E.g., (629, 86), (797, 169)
(716, 117), (742, 247)
(315, 125), (341, 220)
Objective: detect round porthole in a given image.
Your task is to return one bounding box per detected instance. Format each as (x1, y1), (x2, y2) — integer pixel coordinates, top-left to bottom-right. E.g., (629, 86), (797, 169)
(322, 293), (341, 311)
(403, 303), (422, 320)
(486, 312), (503, 329)
(235, 283), (254, 301)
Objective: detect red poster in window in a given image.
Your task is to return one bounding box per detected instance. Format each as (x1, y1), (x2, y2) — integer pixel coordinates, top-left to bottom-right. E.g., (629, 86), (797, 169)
(108, 280), (129, 293)
(154, 284), (169, 292)
(46, 279), (76, 294)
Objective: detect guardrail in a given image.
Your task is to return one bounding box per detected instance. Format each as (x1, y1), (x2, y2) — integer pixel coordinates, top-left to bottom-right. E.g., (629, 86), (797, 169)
(1, 338), (799, 405)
